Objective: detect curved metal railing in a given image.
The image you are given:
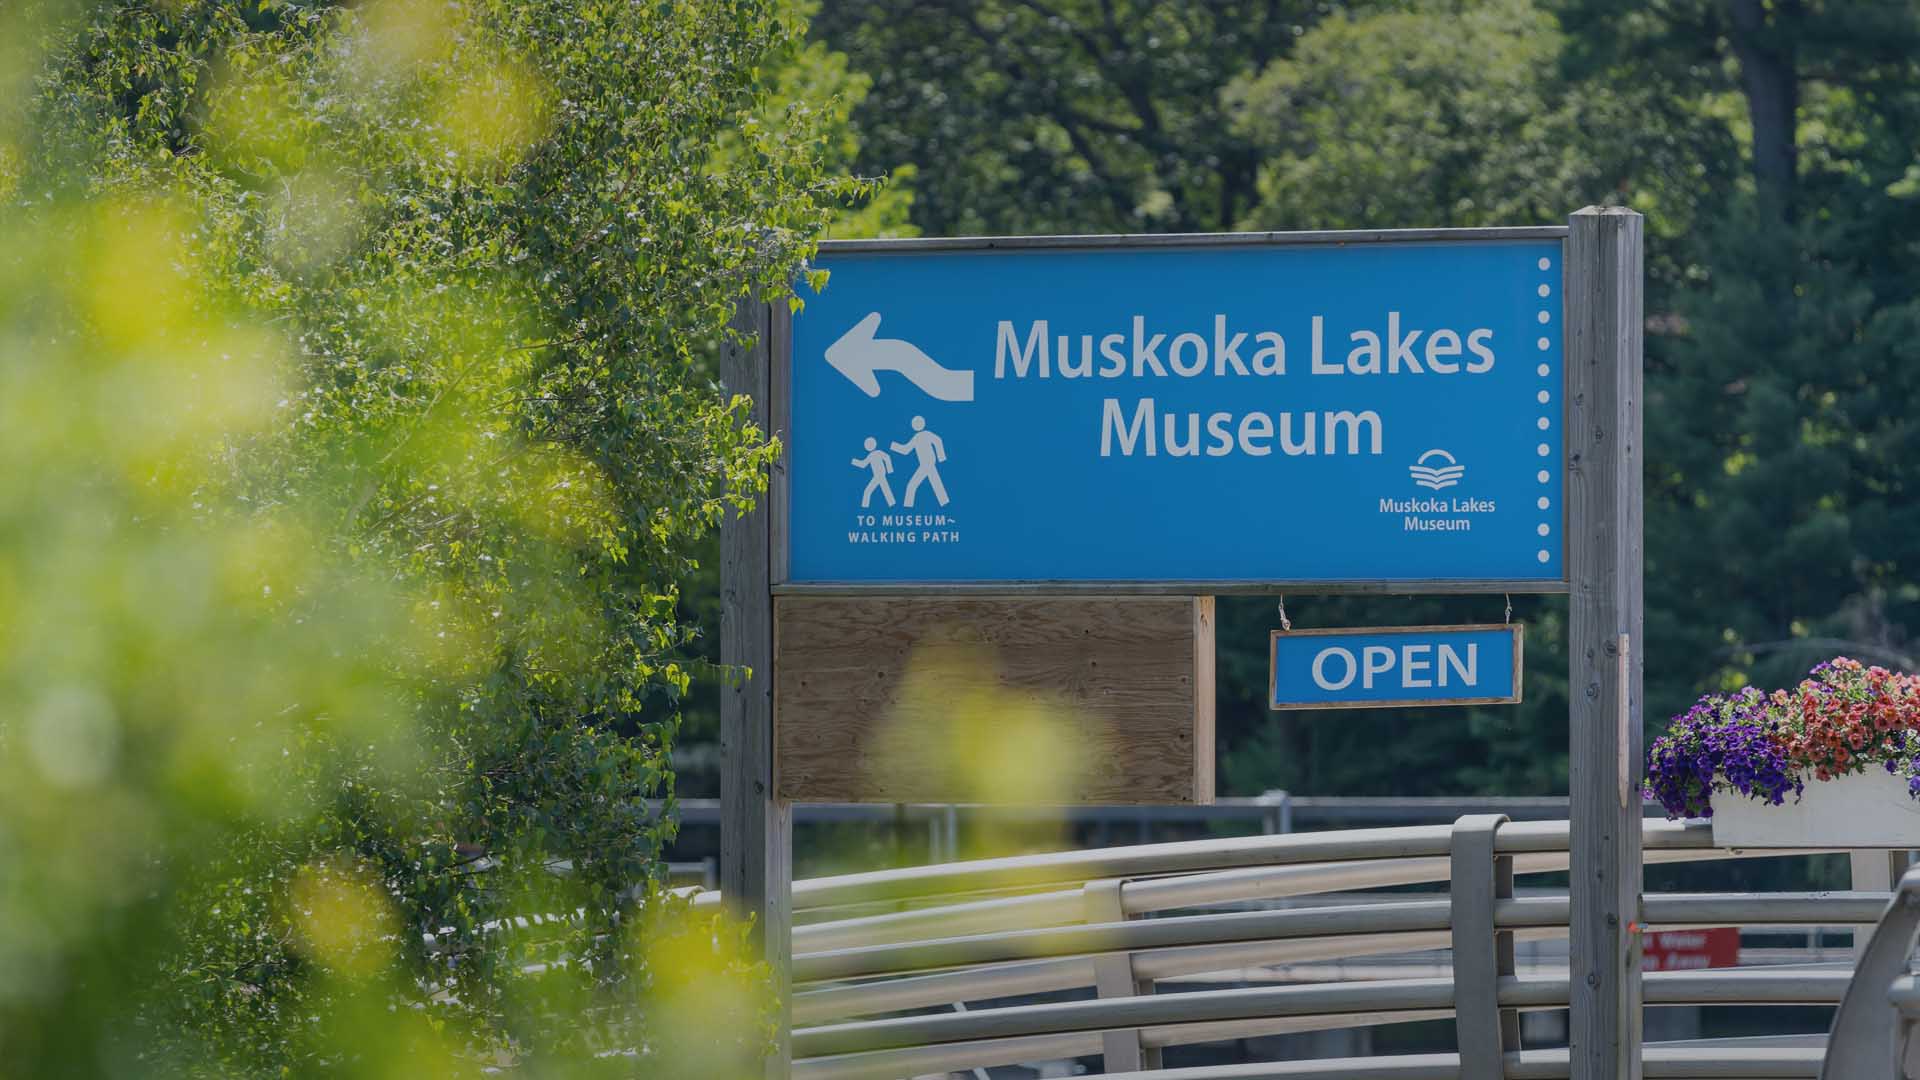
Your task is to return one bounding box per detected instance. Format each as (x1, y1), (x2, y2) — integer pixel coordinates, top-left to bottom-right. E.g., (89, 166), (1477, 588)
(694, 816), (1905, 1079)
(1829, 865), (1920, 1079)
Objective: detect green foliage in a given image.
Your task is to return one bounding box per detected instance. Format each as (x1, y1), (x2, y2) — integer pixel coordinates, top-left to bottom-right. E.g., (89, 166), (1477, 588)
(671, 1), (915, 796)
(815, 0), (1320, 234)
(1225, 0), (1592, 229)
(1556, 0), (1920, 701)
(3, 0), (868, 1073)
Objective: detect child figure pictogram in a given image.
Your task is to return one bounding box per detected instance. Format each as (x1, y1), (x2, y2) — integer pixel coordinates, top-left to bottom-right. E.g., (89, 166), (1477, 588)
(851, 436), (896, 508)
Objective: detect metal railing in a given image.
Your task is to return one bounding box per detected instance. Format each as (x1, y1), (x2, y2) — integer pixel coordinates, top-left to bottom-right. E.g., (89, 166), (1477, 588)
(1830, 865), (1920, 1079)
(664, 794), (1630, 862)
(685, 814), (1920, 1079)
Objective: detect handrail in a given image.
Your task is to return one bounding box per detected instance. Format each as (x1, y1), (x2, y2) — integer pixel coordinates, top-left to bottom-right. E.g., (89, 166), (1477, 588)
(795, 900), (1456, 982)
(1639, 892), (1892, 926)
(793, 928), (1576, 1025)
(800, 1043), (1827, 1080)
(784, 840), (1818, 955)
(795, 978), (1462, 1058)
(789, 1011), (1457, 1080)
(696, 818), (1749, 915)
(790, 893), (1888, 984)
(1820, 865), (1920, 1079)
(1083, 1046), (1829, 1079)
(793, 969), (1852, 1059)
(756, 814), (1874, 1079)
(795, 1011), (1835, 1080)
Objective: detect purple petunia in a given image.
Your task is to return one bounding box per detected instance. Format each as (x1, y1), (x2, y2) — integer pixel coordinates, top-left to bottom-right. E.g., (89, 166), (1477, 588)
(1643, 687), (1801, 819)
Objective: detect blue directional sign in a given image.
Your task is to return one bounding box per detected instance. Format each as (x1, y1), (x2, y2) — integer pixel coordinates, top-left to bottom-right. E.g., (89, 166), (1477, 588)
(787, 234), (1565, 585)
(1269, 624), (1524, 710)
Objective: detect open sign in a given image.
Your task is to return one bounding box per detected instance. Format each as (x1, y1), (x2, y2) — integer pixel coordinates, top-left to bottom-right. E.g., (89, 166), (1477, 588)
(1270, 624), (1524, 710)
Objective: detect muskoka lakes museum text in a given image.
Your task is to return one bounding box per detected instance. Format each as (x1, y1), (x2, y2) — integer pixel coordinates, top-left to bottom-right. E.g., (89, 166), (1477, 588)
(990, 311), (1509, 459)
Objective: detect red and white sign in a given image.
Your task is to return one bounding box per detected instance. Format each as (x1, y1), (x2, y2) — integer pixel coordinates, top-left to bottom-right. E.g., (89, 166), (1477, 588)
(1641, 927), (1740, 971)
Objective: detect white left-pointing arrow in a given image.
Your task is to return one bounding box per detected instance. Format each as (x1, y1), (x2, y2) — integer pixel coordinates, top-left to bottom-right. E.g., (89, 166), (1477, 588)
(824, 312), (975, 402)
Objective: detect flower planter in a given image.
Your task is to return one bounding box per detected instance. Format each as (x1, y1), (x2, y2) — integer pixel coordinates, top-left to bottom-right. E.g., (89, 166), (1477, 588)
(1648, 657), (1920, 840)
(1709, 768), (1920, 848)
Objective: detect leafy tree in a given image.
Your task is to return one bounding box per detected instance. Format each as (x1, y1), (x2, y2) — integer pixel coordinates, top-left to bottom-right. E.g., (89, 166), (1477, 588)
(1225, 0), (1596, 230)
(1556, 0), (1920, 701)
(668, 0), (915, 799)
(4, 0), (863, 1074)
(814, 0), (1323, 235)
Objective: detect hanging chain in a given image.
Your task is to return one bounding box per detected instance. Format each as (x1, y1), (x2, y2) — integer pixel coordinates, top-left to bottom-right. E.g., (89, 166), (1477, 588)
(1278, 596), (1292, 632)
(1504, 593), (1513, 625)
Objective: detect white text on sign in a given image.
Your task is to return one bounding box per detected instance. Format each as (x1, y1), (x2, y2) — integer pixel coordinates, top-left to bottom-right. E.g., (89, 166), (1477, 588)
(1311, 642), (1479, 692)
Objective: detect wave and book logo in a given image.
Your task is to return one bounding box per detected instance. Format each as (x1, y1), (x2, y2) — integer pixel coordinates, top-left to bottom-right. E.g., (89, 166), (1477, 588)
(1408, 449), (1466, 491)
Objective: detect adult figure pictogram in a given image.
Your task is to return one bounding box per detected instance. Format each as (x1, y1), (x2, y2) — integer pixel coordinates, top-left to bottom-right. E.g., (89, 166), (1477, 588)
(890, 416), (949, 508)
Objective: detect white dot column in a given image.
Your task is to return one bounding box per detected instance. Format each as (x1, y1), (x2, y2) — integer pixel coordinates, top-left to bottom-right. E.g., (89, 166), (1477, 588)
(1536, 255), (1555, 564)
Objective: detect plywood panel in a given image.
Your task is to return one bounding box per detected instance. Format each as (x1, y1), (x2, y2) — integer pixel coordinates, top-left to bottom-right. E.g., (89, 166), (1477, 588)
(775, 596), (1214, 804)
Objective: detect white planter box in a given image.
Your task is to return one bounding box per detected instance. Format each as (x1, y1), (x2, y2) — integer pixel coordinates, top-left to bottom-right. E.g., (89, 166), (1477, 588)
(1710, 768), (1920, 848)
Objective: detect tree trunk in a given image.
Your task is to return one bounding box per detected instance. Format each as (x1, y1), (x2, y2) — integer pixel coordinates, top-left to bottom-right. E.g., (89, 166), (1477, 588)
(1727, 0), (1799, 220)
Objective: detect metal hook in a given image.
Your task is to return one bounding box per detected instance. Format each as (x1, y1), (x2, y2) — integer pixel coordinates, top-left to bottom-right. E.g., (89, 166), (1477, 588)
(1278, 596), (1292, 632)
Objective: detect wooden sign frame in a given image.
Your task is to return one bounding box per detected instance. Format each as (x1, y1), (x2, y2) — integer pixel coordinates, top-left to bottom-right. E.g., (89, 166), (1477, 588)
(720, 211), (1644, 1080)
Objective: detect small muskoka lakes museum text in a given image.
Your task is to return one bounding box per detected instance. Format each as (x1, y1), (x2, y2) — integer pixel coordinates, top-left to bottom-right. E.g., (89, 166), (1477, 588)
(993, 311), (1504, 459)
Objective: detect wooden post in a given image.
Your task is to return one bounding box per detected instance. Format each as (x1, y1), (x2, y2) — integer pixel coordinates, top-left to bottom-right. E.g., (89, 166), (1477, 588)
(721, 296), (793, 1078)
(1566, 206), (1645, 1080)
